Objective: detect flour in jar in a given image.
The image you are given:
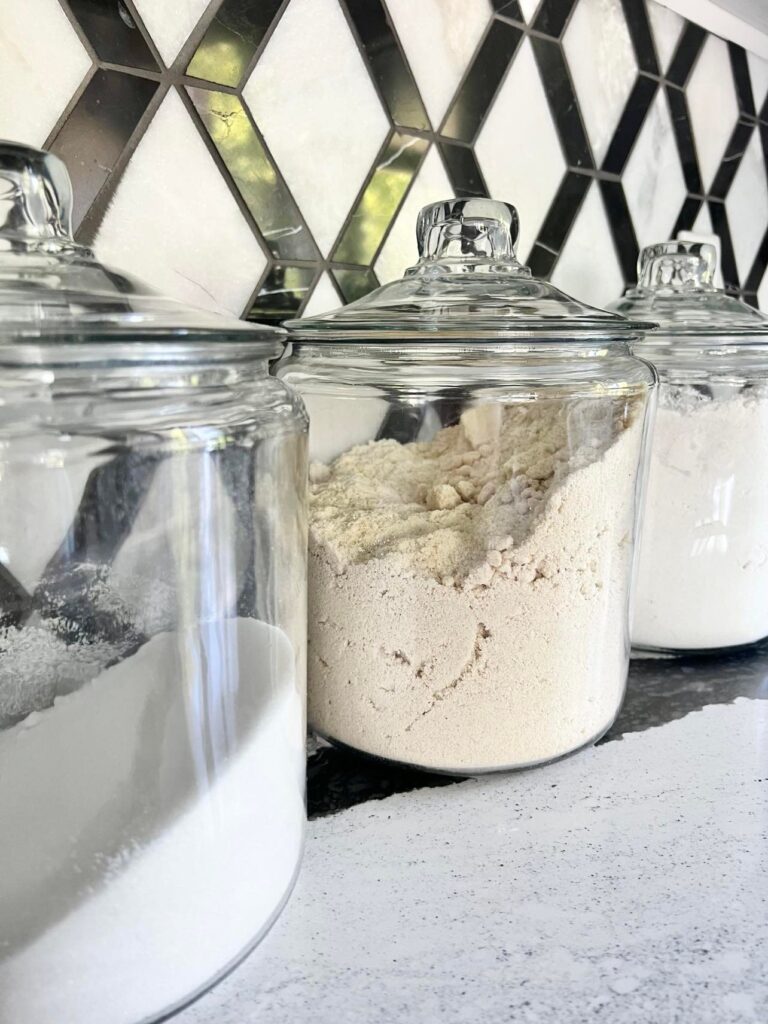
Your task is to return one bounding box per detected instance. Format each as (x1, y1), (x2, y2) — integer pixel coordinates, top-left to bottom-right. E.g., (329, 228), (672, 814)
(633, 384), (768, 651)
(309, 397), (645, 772)
(0, 618), (304, 1024)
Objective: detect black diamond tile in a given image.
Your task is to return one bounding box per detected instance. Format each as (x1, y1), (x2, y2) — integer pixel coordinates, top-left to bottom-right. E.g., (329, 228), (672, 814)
(671, 195), (703, 237)
(665, 85), (703, 195)
(440, 19), (523, 142)
(533, 0), (578, 39)
(602, 75), (659, 175)
(666, 21), (706, 88)
(531, 35), (592, 169)
(186, 0), (284, 88)
(64, 0), (159, 71)
(438, 143), (488, 198)
(340, 0), (430, 131)
(620, 0), (659, 76)
(527, 243), (558, 278)
(535, 170), (590, 253)
(710, 119), (755, 200)
(744, 225), (768, 294)
(599, 179), (639, 284)
(493, 0), (525, 20)
(48, 69), (159, 233)
(729, 43), (756, 118)
(708, 201), (740, 290)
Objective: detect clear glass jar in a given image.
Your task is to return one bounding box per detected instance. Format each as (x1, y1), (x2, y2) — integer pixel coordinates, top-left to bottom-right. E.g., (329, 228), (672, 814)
(0, 144), (307, 1024)
(278, 199), (655, 774)
(610, 241), (768, 654)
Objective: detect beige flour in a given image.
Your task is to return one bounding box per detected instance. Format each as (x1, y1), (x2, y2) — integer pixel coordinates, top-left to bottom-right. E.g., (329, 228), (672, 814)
(308, 398), (645, 772)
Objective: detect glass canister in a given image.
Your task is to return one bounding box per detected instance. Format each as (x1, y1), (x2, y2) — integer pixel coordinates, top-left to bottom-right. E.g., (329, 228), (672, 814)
(278, 198), (655, 774)
(609, 241), (768, 654)
(0, 143), (307, 1024)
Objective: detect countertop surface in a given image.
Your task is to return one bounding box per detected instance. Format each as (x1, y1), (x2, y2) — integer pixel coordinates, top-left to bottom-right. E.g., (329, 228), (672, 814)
(178, 648), (768, 1024)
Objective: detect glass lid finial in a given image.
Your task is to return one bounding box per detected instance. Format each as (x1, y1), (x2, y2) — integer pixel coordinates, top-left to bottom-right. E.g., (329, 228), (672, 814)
(415, 198), (520, 264)
(0, 141), (74, 248)
(636, 241), (717, 293)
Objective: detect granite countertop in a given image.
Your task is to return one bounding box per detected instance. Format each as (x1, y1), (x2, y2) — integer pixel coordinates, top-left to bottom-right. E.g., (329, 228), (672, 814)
(178, 647), (768, 1024)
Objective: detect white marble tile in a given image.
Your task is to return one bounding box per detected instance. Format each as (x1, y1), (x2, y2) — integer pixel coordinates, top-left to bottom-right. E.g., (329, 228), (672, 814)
(177, 699), (768, 1024)
(623, 88), (687, 250)
(303, 273), (342, 317)
(647, 0), (684, 73)
(95, 91), (266, 316)
(747, 50), (768, 113)
(686, 35), (740, 193)
(132, 0), (210, 67)
(725, 127), (768, 286)
(243, 0), (389, 257)
(519, 0), (540, 21)
(475, 38), (566, 262)
(562, 0), (637, 166)
(384, 0), (492, 128)
(374, 147), (452, 284)
(0, 0), (91, 147)
(551, 182), (624, 308)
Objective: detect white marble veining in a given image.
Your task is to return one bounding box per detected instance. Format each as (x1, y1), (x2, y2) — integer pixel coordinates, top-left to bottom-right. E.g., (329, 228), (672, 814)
(726, 127), (768, 286)
(243, 0), (389, 257)
(303, 272), (342, 317)
(647, 0), (685, 72)
(374, 147), (452, 284)
(0, 0), (90, 148)
(552, 182), (624, 307)
(132, 0), (210, 68)
(623, 88), (687, 249)
(178, 699), (767, 1024)
(748, 51), (768, 113)
(95, 91), (266, 316)
(475, 38), (566, 261)
(686, 34), (740, 193)
(384, 0), (492, 129)
(562, 0), (638, 166)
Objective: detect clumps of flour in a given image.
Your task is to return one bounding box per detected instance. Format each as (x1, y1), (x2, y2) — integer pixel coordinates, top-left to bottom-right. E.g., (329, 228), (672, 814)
(309, 398), (645, 772)
(633, 383), (768, 651)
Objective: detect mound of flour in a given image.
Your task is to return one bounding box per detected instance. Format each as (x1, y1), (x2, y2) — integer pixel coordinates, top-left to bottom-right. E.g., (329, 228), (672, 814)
(633, 385), (768, 651)
(309, 399), (644, 772)
(0, 618), (304, 1024)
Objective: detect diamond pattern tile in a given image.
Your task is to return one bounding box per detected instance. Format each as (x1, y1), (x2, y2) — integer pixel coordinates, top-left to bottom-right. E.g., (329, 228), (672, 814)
(475, 37), (566, 260)
(374, 146), (452, 283)
(0, 0), (765, 318)
(242, 0), (389, 256)
(551, 181), (624, 307)
(563, 0), (637, 165)
(725, 127), (768, 287)
(686, 35), (740, 193)
(95, 90), (267, 315)
(0, 0), (90, 146)
(384, 0), (492, 129)
(623, 88), (687, 249)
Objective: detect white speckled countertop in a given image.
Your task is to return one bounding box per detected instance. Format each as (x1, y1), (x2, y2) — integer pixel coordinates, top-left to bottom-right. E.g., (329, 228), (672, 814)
(178, 695), (768, 1024)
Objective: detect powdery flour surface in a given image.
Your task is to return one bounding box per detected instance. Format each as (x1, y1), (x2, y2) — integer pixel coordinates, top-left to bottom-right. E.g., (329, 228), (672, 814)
(309, 400), (644, 770)
(178, 698), (768, 1024)
(633, 386), (768, 651)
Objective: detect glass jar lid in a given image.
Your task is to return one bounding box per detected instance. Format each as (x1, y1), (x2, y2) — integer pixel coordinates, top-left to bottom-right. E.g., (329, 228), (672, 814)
(609, 241), (767, 338)
(286, 198), (651, 341)
(0, 141), (282, 352)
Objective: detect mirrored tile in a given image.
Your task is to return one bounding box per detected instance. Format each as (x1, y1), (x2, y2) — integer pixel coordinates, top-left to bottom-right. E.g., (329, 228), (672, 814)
(384, 0), (491, 129)
(188, 87), (318, 261)
(332, 267), (380, 303)
(0, 0), (91, 147)
(344, 0), (430, 130)
(248, 265), (318, 323)
(441, 19), (522, 142)
(50, 69), (159, 231)
(186, 0), (283, 87)
(66, 0), (159, 70)
(333, 132), (428, 266)
(438, 142), (488, 197)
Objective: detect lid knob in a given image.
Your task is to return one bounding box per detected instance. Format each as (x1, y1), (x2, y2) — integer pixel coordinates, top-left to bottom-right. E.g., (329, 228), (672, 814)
(637, 241), (717, 292)
(416, 198), (520, 262)
(0, 141), (74, 246)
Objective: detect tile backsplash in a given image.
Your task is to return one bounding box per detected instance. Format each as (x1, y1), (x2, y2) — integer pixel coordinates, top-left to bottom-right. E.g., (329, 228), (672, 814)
(1, 0), (767, 319)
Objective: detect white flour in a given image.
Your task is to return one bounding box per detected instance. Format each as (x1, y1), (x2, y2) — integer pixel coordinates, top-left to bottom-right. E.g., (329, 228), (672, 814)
(0, 618), (304, 1024)
(633, 385), (768, 650)
(309, 399), (644, 772)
